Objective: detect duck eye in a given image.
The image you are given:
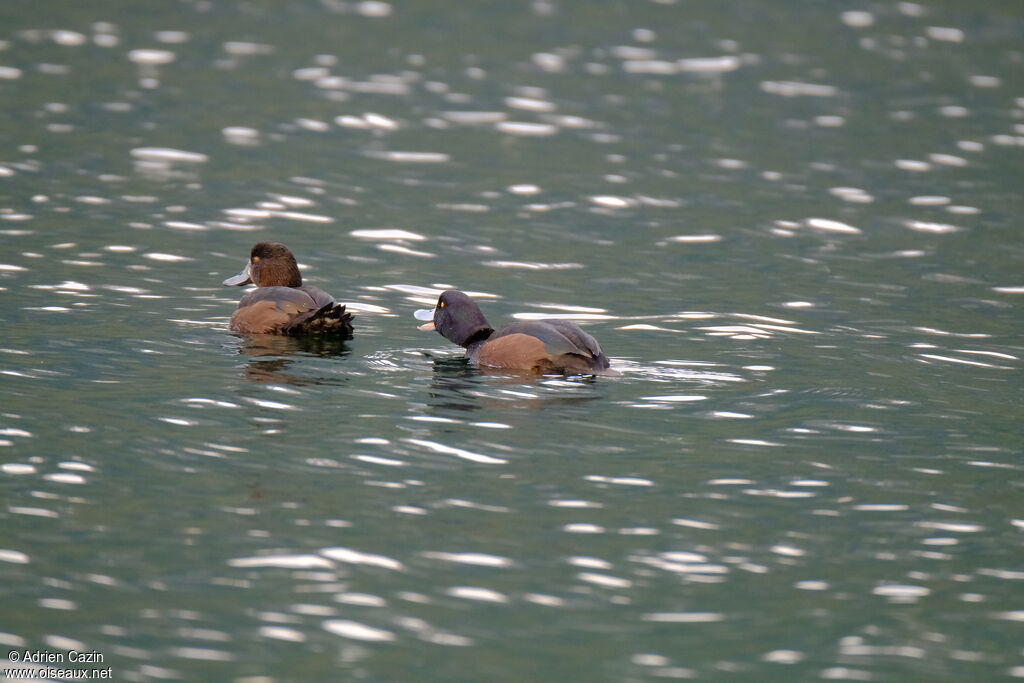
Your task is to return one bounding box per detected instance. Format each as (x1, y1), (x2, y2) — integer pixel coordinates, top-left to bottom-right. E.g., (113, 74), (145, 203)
(439, 301), (445, 309)
(252, 256), (261, 263)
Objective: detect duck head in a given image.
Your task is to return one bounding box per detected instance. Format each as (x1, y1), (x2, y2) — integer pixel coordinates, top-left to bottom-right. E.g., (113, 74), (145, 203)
(415, 289), (494, 347)
(223, 242), (302, 288)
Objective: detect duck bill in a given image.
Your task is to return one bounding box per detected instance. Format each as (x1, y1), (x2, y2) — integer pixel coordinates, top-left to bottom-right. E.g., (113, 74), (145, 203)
(414, 308), (436, 331)
(223, 263), (252, 286)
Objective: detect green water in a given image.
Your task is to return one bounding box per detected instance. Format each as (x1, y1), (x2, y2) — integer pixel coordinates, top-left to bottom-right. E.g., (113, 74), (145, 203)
(1, 1), (1022, 681)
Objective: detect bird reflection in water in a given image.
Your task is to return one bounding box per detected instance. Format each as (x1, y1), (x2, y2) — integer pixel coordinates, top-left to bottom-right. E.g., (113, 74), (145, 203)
(424, 354), (604, 413)
(234, 334), (350, 385)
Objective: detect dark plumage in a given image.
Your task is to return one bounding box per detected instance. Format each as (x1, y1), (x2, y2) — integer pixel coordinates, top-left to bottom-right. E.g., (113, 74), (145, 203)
(222, 242), (353, 336)
(415, 289), (613, 375)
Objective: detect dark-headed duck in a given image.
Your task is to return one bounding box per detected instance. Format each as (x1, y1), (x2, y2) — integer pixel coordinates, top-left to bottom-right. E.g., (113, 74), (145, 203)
(223, 242), (353, 336)
(414, 289), (613, 375)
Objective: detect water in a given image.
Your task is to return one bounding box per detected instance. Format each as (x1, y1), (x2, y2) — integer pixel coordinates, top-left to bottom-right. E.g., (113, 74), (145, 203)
(1, 1), (1022, 681)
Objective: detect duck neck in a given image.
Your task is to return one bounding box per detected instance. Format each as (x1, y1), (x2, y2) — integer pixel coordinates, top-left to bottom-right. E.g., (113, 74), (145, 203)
(463, 327), (494, 352)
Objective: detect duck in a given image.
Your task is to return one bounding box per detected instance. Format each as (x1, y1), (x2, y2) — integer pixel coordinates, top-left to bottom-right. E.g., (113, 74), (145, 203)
(222, 241), (353, 336)
(414, 289), (614, 375)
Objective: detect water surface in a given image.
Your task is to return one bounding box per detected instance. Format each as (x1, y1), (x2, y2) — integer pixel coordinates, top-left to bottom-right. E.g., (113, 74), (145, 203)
(1, 1), (1022, 681)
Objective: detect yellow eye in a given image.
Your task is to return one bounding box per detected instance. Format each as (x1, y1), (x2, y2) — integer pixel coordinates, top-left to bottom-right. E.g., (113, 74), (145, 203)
(252, 256), (260, 263)
(439, 301), (445, 309)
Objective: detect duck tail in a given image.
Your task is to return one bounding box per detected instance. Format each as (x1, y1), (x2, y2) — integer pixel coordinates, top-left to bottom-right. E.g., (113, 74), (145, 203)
(286, 303), (354, 337)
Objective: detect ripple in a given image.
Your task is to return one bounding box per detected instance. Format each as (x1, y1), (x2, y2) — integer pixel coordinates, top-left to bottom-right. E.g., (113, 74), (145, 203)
(378, 244), (435, 257)
(678, 56), (741, 72)
(806, 217), (862, 234)
(841, 11), (874, 27)
(909, 195), (951, 206)
(320, 547), (403, 570)
(336, 593), (387, 606)
(446, 586), (509, 603)
(926, 26), (965, 42)
(170, 647), (233, 662)
(244, 398), (294, 410)
(496, 121), (558, 136)
(873, 584), (930, 599)
(917, 354), (1010, 369)
(665, 234), (722, 243)
(10, 507), (58, 518)
(585, 475), (654, 486)
(404, 438), (508, 465)
(579, 572), (632, 589)
(443, 111), (507, 124)
(128, 49), (176, 65)
(322, 619), (395, 642)
(829, 187), (873, 202)
(144, 252), (191, 262)
(484, 261), (582, 270)
(761, 81), (837, 97)
(512, 312), (612, 321)
(896, 159), (931, 172)
(639, 394), (707, 404)
(590, 195), (636, 208)
(994, 611), (1024, 622)
(0, 549), (30, 564)
(350, 228), (426, 241)
(258, 626), (305, 642)
(916, 521), (984, 533)
(131, 147), (208, 163)
(507, 184), (541, 195)
(1, 463), (35, 475)
(228, 554), (334, 569)
(42, 473), (86, 485)
(642, 612), (725, 623)
(368, 151), (449, 163)
(671, 519), (720, 530)
(422, 552), (513, 567)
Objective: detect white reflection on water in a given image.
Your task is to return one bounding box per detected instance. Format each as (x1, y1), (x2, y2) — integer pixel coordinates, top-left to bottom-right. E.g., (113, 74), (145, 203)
(404, 438), (507, 465)
(322, 619), (396, 642)
(496, 121), (558, 136)
(321, 547), (404, 570)
(578, 572), (632, 589)
(446, 586), (509, 603)
(421, 552), (513, 568)
(350, 228), (425, 241)
(229, 555), (334, 569)
(484, 261), (582, 270)
(377, 243), (435, 258)
(366, 151), (449, 163)
(0, 549), (31, 564)
(642, 612), (725, 623)
(259, 626), (305, 642)
(130, 147), (208, 163)
(806, 217), (862, 234)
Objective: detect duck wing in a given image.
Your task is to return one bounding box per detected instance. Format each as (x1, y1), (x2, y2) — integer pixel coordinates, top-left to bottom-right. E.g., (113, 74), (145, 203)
(297, 286), (336, 309)
(233, 287), (352, 336)
(536, 320), (607, 361)
(493, 320), (609, 368)
(237, 286), (318, 311)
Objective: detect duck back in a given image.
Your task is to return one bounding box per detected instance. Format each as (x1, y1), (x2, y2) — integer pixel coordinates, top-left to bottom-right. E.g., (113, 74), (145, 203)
(474, 320), (611, 373)
(231, 286), (353, 336)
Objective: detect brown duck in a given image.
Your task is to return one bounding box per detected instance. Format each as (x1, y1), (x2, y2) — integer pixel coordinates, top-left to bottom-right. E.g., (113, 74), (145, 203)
(222, 242), (353, 336)
(415, 289), (613, 375)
